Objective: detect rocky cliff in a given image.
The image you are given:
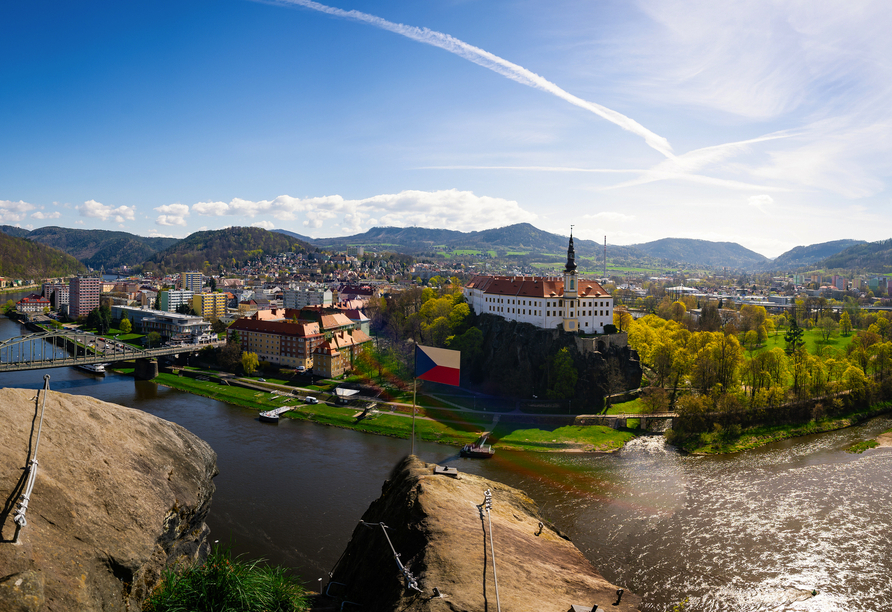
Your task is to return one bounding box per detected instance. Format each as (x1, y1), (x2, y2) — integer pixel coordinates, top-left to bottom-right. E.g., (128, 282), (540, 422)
(326, 456), (640, 612)
(470, 314), (642, 409)
(0, 387), (217, 611)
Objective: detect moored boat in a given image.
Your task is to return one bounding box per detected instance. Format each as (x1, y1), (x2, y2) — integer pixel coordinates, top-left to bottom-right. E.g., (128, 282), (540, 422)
(460, 436), (495, 458)
(77, 363), (108, 375)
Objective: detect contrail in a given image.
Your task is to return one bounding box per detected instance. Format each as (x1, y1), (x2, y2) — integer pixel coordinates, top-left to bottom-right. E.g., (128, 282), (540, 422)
(266, 0), (675, 158)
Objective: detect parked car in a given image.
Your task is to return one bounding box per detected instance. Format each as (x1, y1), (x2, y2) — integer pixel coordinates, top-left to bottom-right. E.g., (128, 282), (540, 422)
(305, 396), (319, 404)
(257, 378), (266, 382)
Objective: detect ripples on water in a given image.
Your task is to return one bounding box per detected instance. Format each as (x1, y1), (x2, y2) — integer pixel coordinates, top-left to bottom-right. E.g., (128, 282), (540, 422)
(480, 426), (892, 612)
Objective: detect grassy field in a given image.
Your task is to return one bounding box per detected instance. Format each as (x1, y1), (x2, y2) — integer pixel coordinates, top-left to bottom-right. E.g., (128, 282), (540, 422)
(754, 327), (854, 355)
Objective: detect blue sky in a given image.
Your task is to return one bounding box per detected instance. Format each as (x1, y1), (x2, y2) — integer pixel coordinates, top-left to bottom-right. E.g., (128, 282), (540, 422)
(2, 0), (890, 258)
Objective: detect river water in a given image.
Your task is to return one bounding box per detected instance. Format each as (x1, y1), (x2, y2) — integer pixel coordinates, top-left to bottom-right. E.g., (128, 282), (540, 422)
(2, 314), (890, 611)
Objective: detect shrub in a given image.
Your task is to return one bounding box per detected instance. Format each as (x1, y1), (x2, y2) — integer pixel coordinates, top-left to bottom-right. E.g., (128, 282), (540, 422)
(143, 545), (308, 612)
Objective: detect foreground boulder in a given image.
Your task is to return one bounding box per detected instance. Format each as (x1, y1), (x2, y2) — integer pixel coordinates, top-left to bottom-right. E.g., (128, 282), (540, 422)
(327, 456), (641, 612)
(0, 387), (216, 611)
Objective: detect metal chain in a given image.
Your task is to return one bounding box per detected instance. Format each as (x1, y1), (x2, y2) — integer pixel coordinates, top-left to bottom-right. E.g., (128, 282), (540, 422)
(13, 374), (51, 529)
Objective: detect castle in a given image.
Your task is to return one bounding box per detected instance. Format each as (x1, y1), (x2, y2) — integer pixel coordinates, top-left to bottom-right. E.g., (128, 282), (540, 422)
(463, 233), (614, 333)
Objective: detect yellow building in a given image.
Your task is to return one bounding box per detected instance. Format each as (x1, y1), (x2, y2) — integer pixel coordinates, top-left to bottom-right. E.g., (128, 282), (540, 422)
(192, 292), (227, 320)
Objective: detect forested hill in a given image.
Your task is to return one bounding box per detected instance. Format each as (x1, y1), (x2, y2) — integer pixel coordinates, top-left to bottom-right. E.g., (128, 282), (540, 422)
(771, 239), (866, 270)
(140, 227), (313, 275)
(629, 238), (770, 269)
(0, 232), (86, 279)
(307, 223), (643, 259)
(0, 225), (30, 238)
(820, 239), (892, 272)
(1, 226), (180, 270)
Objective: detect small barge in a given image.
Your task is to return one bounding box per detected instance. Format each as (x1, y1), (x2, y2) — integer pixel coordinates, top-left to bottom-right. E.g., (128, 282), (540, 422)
(461, 436), (495, 459)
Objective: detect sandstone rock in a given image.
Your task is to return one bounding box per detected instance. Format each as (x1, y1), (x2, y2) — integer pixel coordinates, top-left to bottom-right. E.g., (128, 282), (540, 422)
(328, 456), (640, 612)
(0, 387), (216, 611)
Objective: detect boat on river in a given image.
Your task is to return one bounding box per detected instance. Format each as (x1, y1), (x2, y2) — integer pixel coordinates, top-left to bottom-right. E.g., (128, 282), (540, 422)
(77, 363), (108, 375)
(461, 436), (495, 459)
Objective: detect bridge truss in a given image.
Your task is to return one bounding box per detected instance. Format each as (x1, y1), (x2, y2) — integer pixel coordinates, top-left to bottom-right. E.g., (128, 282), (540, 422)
(0, 329), (220, 373)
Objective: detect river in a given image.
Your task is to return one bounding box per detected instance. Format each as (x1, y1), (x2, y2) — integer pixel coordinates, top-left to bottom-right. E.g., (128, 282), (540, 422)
(1, 314), (890, 611)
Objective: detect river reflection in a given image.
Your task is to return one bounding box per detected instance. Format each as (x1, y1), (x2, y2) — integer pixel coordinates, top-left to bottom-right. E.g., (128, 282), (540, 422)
(2, 315), (890, 611)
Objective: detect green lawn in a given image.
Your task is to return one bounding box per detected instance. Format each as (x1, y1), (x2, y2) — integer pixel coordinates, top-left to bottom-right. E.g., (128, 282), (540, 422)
(752, 328), (854, 356)
(493, 424), (634, 452)
(605, 398), (646, 415)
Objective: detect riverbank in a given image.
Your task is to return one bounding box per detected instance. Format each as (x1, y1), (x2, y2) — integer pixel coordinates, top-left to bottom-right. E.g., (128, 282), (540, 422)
(152, 372), (636, 453)
(669, 401), (892, 454)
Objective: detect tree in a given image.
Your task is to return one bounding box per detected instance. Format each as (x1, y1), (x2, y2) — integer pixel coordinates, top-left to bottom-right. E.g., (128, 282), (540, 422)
(840, 311), (853, 336)
(784, 318), (805, 355)
(614, 307), (633, 332)
(146, 332), (162, 348)
(817, 315), (839, 343)
(544, 347), (577, 400)
(4, 299), (15, 314)
(119, 317), (132, 334)
(241, 351), (260, 375)
(211, 318), (228, 334)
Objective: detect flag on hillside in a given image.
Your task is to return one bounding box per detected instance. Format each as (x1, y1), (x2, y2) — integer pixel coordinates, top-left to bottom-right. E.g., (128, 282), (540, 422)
(415, 345), (460, 387)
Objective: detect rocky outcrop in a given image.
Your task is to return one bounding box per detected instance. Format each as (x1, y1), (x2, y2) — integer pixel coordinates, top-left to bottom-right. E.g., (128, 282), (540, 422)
(469, 314), (642, 410)
(327, 456), (640, 612)
(0, 387), (216, 611)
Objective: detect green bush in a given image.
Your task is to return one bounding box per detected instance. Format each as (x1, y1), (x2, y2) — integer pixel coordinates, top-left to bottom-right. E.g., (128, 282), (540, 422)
(143, 546), (308, 612)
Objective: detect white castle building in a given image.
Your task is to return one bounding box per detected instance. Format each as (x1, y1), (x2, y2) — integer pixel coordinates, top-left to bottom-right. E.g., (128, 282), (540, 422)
(463, 234), (614, 333)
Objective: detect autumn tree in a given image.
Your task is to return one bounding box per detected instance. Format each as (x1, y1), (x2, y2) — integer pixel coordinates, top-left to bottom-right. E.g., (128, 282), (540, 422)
(241, 351), (260, 375)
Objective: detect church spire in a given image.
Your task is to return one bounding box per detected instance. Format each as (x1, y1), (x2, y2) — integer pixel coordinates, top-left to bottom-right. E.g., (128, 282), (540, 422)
(565, 227), (577, 272)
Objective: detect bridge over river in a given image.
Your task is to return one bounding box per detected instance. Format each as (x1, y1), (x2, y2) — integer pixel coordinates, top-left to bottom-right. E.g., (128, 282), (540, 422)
(0, 328), (223, 378)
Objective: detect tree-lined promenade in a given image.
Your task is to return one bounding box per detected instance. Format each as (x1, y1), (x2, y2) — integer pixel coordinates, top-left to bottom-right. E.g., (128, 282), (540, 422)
(622, 298), (892, 452)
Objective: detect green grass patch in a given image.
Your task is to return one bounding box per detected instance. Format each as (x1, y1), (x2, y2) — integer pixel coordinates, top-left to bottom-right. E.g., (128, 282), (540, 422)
(846, 439), (879, 453)
(493, 424), (634, 452)
(144, 545), (308, 612)
(453, 249), (482, 255)
(605, 398), (646, 415)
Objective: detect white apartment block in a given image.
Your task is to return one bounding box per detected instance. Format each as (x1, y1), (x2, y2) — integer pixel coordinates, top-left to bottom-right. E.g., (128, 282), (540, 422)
(284, 284), (334, 310)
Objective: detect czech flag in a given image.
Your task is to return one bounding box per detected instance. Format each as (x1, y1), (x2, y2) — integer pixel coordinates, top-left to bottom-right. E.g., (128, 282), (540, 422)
(415, 345), (460, 387)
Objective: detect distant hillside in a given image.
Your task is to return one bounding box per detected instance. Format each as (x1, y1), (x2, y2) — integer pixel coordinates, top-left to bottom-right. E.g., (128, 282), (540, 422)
(20, 227), (179, 270)
(272, 228), (316, 243)
(630, 238), (770, 269)
(312, 223), (640, 259)
(305, 223), (785, 270)
(140, 227), (313, 275)
(0, 225), (31, 239)
(0, 232), (86, 279)
(771, 239), (866, 270)
(820, 239), (892, 272)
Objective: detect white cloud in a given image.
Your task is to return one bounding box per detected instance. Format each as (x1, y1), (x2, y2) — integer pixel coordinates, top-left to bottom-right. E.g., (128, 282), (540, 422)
(189, 189), (537, 234)
(748, 194), (774, 215)
(154, 203), (191, 227)
(251, 220), (276, 230)
(0, 200), (37, 223)
(77, 199), (136, 222)
(31, 211), (62, 220)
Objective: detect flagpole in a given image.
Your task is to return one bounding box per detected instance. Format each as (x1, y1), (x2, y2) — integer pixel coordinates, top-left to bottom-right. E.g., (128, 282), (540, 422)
(411, 377), (417, 456)
(411, 343), (417, 456)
